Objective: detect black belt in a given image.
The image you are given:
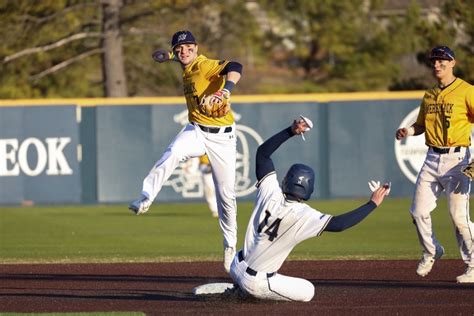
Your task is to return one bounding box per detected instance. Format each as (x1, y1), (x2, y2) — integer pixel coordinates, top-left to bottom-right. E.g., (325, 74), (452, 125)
(197, 124), (232, 134)
(238, 251), (275, 278)
(430, 146), (461, 154)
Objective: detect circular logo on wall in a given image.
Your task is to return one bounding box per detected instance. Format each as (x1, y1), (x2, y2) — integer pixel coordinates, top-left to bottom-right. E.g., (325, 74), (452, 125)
(394, 108), (474, 184)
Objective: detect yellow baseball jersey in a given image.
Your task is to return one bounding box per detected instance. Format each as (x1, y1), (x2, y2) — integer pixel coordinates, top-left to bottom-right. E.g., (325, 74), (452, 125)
(182, 55), (234, 126)
(416, 78), (474, 147)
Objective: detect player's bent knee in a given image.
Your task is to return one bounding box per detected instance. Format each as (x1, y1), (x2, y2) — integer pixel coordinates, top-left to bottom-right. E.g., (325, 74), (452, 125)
(410, 201), (437, 218)
(409, 207), (421, 218)
(410, 209), (432, 220)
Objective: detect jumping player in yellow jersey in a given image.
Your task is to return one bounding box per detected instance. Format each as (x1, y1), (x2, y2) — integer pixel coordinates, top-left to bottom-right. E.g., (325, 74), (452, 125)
(129, 30), (243, 273)
(396, 46), (474, 283)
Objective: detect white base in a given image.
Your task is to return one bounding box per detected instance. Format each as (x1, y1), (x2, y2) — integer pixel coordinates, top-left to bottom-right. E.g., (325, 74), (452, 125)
(193, 282), (235, 295)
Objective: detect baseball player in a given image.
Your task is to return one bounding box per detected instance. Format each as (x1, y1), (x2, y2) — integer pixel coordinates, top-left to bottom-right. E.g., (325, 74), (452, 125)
(229, 118), (390, 301)
(129, 30), (243, 273)
(199, 154), (219, 218)
(395, 46), (474, 283)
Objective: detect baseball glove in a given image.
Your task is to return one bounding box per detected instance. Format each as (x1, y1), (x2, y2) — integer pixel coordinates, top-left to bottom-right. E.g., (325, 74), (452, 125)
(152, 49), (177, 63)
(461, 161), (474, 179)
(199, 90), (231, 118)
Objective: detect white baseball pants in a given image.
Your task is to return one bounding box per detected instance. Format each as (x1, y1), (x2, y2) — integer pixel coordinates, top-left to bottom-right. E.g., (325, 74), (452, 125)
(230, 252), (315, 302)
(410, 147), (473, 266)
(141, 122), (237, 248)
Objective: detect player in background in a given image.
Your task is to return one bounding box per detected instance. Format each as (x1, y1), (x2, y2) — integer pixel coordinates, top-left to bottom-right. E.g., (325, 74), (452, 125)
(229, 118), (390, 301)
(395, 46), (474, 283)
(199, 154), (219, 218)
(179, 155), (218, 218)
(129, 30), (243, 273)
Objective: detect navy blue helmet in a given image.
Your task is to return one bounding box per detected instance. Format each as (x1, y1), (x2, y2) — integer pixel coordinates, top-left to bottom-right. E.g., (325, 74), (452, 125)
(282, 164), (315, 201)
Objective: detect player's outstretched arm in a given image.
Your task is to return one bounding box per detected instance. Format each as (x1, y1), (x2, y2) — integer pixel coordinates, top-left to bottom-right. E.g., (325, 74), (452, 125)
(255, 118), (312, 181)
(219, 61), (243, 94)
(255, 126), (293, 181)
(222, 62), (242, 86)
(206, 62), (243, 109)
(324, 185), (389, 232)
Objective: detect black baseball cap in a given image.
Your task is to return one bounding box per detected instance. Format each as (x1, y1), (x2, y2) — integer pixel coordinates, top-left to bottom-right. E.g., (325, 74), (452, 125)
(171, 30), (197, 50)
(429, 46), (455, 61)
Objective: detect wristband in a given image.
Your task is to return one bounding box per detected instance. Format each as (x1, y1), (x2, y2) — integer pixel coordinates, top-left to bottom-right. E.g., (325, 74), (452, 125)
(223, 80), (235, 92)
(406, 126), (415, 136)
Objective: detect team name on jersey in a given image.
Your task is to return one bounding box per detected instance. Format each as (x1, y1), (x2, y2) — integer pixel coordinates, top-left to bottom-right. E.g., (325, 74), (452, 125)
(424, 103), (454, 114)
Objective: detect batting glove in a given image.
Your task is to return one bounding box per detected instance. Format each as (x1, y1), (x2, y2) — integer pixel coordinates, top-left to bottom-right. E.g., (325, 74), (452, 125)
(368, 180), (391, 196)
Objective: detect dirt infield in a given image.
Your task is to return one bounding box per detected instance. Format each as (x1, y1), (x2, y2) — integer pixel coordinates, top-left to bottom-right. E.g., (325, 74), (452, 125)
(1, 260), (473, 315)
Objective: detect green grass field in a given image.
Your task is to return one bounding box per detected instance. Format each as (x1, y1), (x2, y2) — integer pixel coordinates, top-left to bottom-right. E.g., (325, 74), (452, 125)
(0, 197), (464, 263)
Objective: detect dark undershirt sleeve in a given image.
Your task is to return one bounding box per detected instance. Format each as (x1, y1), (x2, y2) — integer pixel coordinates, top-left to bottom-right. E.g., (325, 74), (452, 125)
(219, 61), (243, 75)
(256, 127), (294, 181)
(324, 201), (377, 232)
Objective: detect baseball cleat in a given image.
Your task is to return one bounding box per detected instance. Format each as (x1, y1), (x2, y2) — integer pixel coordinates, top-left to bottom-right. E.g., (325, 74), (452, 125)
(416, 246), (444, 277)
(456, 267), (474, 283)
(221, 284), (251, 300)
(224, 246), (236, 273)
(128, 196), (152, 215)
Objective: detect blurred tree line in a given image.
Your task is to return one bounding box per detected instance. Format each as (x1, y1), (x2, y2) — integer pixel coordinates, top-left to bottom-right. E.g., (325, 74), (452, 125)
(0, 0), (472, 98)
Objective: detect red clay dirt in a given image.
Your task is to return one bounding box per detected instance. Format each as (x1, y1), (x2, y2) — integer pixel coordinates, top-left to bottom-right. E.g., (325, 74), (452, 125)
(1, 260), (473, 315)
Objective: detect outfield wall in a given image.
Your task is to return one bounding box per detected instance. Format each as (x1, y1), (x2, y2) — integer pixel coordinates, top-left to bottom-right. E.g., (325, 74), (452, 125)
(1, 92), (472, 205)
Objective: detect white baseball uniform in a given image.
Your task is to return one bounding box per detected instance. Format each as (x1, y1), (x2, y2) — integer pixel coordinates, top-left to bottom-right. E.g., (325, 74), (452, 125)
(142, 122), (237, 248)
(410, 78), (474, 268)
(411, 147), (473, 265)
(229, 172), (332, 301)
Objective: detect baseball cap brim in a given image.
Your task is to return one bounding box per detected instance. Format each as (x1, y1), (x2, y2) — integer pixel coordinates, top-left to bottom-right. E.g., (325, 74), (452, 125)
(172, 41), (196, 50)
(429, 55), (454, 61)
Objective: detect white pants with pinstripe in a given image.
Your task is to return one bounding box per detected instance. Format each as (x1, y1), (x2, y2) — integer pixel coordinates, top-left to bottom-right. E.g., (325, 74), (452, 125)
(230, 252), (314, 302)
(410, 147), (473, 267)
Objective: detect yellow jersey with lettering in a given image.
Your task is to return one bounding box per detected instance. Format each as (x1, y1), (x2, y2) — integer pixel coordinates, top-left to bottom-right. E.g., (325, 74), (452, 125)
(182, 55), (234, 126)
(416, 78), (474, 147)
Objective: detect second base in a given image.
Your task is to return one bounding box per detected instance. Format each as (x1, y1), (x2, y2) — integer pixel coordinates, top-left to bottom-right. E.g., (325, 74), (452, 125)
(193, 282), (235, 295)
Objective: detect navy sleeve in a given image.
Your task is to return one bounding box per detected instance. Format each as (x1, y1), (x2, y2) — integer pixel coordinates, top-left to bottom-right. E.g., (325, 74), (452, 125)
(256, 127), (294, 181)
(324, 201), (377, 232)
(219, 61), (243, 75)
